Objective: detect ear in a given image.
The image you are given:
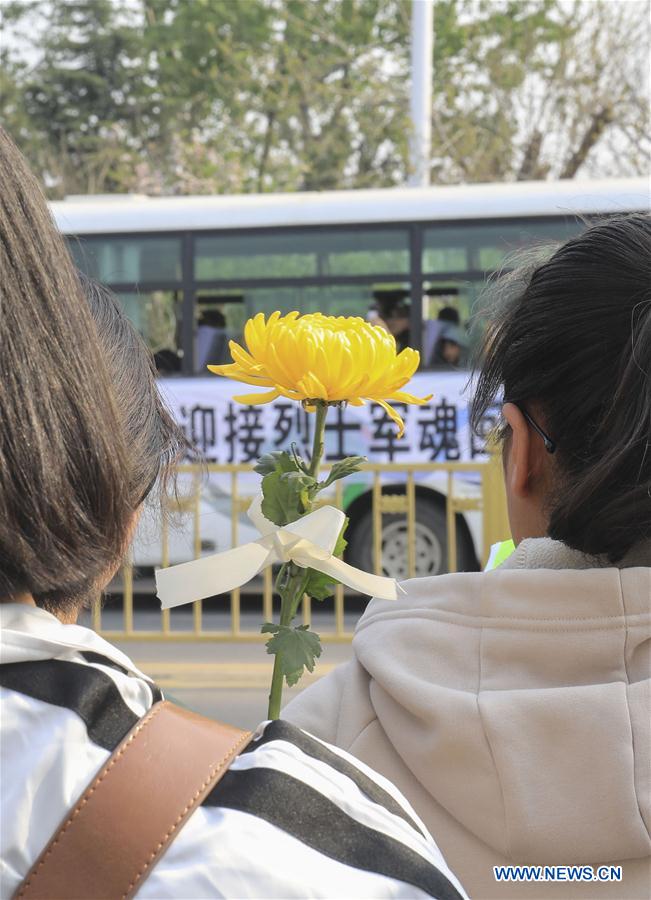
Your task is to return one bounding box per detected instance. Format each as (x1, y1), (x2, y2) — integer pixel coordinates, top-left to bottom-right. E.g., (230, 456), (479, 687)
(502, 402), (532, 499)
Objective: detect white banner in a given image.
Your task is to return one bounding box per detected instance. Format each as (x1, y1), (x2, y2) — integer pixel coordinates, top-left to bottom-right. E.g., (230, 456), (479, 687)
(158, 372), (500, 466)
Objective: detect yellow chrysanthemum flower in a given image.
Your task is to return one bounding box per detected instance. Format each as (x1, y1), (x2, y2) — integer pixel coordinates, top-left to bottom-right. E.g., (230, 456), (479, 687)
(208, 311), (432, 437)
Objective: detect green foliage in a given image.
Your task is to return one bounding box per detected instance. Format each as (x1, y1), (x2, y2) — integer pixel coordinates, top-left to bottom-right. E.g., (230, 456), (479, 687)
(258, 449), (318, 526)
(302, 569), (337, 603)
(261, 470), (308, 526)
(2, 1), (646, 196)
(333, 522), (348, 558)
(1, 0), (152, 196)
(254, 450), (297, 477)
(262, 623), (322, 687)
(320, 456), (366, 490)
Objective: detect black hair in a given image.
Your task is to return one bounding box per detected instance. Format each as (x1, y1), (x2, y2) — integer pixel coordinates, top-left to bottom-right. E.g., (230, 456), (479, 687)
(438, 306), (460, 324)
(199, 308), (226, 329)
(472, 214), (651, 562)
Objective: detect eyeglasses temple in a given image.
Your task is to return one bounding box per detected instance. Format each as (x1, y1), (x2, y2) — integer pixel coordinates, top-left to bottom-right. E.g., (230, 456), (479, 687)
(503, 400), (556, 454)
(520, 409), (556, 454)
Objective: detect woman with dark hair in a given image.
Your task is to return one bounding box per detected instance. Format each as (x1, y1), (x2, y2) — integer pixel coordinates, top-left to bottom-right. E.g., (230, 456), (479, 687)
(0, 129), (466, 899)
(285, 215), (651, 898)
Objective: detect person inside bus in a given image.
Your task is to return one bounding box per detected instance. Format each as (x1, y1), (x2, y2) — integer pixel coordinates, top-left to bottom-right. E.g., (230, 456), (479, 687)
(372, 293), (412, 353)
(284, 215), (651, 899)
(384, 303), (411, 353)
(196, 306), (230, 371)
(430, 323), (468, 369)
(422, 305), (460, 366)
(153, 346), (182, 374)
(0, 128), (466, 900)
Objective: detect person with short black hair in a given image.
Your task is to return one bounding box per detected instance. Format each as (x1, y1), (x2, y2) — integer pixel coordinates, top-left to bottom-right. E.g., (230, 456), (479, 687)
(285, 215), (651, 899)
(0, 128), (467, 900)
(431, 323), (468, 368)
(383, 301), (412, 353)
(196, 306), (230, 369)
(437, 306), (459, 325)
(423, 305), (462, 367)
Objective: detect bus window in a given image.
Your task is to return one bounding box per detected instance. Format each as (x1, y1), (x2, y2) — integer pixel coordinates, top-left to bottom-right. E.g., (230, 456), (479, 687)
(194, 228), (409, 281)
(422, 233), (469, 274)
(69, 236), (182, 284)
(421, 282), (483, 369)
(471, 220), (583, 271)
(114, 290), (182, 374)
(423, 219), (583, 276)
(317, 228), (409, 276)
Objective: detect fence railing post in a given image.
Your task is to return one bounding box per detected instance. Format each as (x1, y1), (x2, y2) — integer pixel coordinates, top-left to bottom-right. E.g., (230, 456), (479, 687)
(481, 450), (511, 566)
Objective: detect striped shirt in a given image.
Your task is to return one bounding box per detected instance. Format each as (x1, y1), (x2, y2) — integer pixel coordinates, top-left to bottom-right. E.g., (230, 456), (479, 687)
(0, 605), (467, 899)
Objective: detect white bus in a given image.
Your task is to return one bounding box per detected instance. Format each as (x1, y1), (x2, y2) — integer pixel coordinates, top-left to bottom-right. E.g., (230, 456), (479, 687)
(52, 178), (649, 578)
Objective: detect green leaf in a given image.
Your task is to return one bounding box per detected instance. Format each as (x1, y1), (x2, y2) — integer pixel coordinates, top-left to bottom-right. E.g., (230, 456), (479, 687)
(301, 568), (336, 602)
(262, 623), (322, 687)
(282, 470), (317, 510)
(260, 470), (303, 526)
(320, 456), (366, 489)
(260, 466), (318, 525)
(302, 517), (349, 601)
(281, 471), (316, 491)
(254, 450), (297, 477)
(333, 517), (349, 557)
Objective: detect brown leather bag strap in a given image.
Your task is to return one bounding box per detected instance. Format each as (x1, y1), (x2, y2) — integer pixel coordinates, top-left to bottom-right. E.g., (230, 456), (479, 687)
(14, 701), (253, 900)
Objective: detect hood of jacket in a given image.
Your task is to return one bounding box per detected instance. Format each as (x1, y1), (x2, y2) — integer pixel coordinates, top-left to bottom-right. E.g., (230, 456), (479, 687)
(351, 538), (651, 865)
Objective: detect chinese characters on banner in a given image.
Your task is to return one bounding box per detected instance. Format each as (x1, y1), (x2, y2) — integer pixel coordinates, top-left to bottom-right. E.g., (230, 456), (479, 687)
(161, 373), (500, 465)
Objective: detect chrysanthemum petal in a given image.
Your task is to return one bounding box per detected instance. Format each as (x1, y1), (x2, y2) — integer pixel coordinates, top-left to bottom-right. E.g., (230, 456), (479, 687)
(376, 399), (407, 439)
(232, 389), (281, 405)
(229, 342), (262, 372)
(207, 364), (274, 387)
(389, 390), (433, 406)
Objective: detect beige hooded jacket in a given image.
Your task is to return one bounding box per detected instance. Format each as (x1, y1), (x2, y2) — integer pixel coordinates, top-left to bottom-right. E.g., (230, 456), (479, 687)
(283, 539), (651, 899)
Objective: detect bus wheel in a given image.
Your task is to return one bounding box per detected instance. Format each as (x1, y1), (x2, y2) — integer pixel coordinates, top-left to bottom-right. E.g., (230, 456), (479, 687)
(345, 499), (476, 579)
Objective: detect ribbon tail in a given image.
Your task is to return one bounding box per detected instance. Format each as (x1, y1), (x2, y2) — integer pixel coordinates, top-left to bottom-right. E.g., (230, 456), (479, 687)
(292, 546), (403, 601)
(156, 541), (272, 609)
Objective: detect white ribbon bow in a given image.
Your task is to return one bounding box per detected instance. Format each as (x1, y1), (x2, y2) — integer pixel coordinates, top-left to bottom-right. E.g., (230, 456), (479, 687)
(156, 495), (403, 609)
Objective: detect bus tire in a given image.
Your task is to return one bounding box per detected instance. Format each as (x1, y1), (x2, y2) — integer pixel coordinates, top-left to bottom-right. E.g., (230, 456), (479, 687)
(345, 497), (477, 580)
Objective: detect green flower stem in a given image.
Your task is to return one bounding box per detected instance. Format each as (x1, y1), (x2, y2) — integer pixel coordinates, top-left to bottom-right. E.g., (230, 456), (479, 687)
(308, 402), (328, 478)
(267, 402), (328, 720)
(267, 570), (295, 720)
(267, 564), (308, 719)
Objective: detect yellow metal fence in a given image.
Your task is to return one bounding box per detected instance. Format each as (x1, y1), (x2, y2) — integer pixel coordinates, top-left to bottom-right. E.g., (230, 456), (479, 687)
(93, 456), (509, 643)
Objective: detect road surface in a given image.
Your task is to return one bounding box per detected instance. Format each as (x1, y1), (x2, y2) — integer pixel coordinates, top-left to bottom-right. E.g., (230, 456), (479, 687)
(81, 605), (356, 730)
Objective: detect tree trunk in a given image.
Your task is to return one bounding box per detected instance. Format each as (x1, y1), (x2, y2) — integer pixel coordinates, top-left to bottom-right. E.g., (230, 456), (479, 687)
(560, 105), (615, 179)
(517, 130), (549, 181)
(256, 110), (276, 192)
